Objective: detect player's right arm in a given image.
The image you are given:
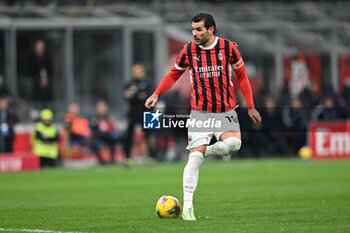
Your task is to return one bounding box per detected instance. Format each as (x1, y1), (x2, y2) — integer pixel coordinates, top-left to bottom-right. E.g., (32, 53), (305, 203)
(145, 94), (158, 109)
(144, 67), (185, 109)
(145, 45), (189, 109)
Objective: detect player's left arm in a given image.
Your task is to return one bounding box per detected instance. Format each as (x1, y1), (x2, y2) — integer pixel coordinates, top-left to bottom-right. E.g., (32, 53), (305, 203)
(231, 43), (262, 125)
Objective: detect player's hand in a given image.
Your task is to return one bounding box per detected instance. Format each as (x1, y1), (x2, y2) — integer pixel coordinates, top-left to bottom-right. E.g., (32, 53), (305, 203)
(248, 108), (262, 125)
(145, 94), (158, 109)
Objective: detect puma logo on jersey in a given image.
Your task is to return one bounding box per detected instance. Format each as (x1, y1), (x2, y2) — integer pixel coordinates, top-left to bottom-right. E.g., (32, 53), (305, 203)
(193, 56), (200, 61)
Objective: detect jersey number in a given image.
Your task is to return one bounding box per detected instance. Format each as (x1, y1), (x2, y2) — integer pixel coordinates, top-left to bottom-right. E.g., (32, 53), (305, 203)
(225, 115), (238, 123)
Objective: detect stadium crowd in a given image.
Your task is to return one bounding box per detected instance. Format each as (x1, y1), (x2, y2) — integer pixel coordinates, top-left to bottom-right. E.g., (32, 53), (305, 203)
(235, 81), (350, 157)
(0, 54), (349, 164)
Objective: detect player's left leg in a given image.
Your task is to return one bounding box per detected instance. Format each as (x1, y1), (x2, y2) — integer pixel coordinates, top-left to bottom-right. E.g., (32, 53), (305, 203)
(205, 109), (242, 158)
(205, 131), (241, 157)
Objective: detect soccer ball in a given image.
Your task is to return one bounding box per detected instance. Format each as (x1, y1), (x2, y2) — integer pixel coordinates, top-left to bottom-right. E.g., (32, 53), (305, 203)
(155, 195), (181, 218)
(298, 146), (312, 159)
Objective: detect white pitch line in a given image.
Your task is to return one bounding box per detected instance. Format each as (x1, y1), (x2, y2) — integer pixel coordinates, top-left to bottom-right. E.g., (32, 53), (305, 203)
(0, 228), (87, 233)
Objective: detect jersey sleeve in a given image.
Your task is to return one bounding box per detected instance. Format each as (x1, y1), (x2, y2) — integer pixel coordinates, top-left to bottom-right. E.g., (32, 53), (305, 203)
(230, 42), (255, 109)
(174, 44), (189, 71)
(153, 45), (188, 96)
(153, 67), (185, 96)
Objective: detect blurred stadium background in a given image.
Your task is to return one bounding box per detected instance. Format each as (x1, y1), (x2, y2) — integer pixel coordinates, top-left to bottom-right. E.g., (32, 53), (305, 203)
(0, 0), (349, 171)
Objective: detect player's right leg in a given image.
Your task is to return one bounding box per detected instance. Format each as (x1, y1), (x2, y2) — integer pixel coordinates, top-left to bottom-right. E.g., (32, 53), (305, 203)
(183, 132), (212, 220)
(182, 110), (213, 221)
(182, 145), (205, 221)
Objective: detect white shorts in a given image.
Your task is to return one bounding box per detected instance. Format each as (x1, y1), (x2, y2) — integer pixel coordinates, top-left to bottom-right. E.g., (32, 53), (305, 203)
(186, 108), (241, 150)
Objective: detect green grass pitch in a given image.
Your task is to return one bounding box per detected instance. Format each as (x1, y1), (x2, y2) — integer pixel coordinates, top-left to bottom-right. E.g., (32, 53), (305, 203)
(0, 159), (349, 233)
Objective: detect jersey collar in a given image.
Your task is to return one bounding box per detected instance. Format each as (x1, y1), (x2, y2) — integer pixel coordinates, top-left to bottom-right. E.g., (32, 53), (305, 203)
(198, 36), (218, 50)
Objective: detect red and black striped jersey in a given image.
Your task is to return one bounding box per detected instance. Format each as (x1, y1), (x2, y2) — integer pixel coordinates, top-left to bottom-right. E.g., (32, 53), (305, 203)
(154, 36), (254, 113)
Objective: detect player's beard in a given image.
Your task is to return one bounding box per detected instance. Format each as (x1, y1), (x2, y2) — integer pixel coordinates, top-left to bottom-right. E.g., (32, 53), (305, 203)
(194, 32), (210, 46)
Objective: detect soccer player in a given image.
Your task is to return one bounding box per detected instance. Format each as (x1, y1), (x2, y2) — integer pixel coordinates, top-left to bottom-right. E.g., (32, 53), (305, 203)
(145, 13), (262, 221)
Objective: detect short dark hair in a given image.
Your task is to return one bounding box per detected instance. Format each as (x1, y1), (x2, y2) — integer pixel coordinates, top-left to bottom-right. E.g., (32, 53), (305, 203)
(191, 13), (217, 34)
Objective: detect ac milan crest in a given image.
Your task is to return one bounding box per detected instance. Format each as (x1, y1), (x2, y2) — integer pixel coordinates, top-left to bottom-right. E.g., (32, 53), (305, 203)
(218, 52), (223, 60)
